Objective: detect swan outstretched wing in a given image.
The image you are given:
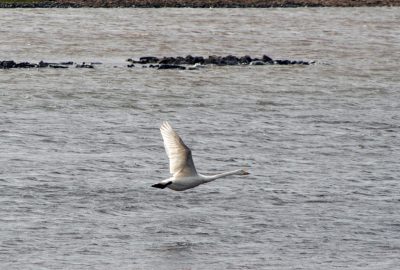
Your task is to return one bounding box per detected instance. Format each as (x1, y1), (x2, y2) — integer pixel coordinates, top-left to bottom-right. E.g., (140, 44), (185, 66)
(160, 121), (198, 177)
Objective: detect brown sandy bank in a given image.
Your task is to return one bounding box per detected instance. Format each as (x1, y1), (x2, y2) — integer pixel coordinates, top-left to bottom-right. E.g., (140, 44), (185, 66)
(1, 0), (400, 7)
(54, 0), (400, 7)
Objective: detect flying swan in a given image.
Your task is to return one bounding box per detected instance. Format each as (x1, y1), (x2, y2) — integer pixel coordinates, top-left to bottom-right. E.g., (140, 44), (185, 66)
(152, 121), (249, 191)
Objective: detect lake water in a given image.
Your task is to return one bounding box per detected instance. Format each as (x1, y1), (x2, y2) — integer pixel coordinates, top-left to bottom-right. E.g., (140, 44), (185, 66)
(1, 7), (399, 269)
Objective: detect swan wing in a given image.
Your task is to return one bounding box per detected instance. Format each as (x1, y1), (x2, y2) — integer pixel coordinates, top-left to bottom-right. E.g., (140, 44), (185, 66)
(160, 121), (198, 178)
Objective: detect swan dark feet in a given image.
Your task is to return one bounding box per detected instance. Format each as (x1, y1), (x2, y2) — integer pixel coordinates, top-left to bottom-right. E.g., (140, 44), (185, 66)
(151, 181), (172, 189)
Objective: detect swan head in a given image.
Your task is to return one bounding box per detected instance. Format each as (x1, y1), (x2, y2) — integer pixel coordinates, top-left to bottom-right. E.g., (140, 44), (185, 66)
(238, 169), (250, 175)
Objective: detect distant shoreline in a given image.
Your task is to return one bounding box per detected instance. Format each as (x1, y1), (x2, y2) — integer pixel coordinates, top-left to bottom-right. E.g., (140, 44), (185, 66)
(1, 0), (400, 8)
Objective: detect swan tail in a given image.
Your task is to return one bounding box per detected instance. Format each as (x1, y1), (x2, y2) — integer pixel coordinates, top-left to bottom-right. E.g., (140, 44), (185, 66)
(151, 181), (172, 189)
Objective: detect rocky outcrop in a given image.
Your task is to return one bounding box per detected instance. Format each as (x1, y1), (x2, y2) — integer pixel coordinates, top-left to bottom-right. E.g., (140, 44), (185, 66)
(75, 62), (95, 68)
(127, 54), (314, 68)
(1, 55), (314, 70)
(157, 64), (186, 70)
(0, 60), (98, 69)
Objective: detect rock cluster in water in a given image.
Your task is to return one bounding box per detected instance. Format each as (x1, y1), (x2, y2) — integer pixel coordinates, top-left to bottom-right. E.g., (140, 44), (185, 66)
(1, 55), (314, 70)
(0, 60), (96, 69)
(127, 55), (314, 69)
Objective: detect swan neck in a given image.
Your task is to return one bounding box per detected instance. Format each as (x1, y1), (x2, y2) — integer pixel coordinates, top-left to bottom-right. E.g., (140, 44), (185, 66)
(203, 169), (242, 182)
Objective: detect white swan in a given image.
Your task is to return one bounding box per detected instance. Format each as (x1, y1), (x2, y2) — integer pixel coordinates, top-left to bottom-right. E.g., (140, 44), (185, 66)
(152, 121), (249, 191)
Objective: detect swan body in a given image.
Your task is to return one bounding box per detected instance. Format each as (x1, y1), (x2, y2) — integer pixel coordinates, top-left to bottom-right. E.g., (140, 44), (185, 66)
(152, 121), (249, 191)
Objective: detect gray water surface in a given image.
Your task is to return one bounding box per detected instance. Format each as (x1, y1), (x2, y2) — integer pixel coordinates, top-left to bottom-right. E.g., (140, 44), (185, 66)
(1, 7), (400, 269)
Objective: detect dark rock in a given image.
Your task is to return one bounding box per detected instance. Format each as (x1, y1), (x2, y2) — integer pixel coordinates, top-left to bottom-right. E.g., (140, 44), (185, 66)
(127, 64), (135, 68)
(273, 59), (312, 65)
(149, 64), (159, 68)
(38, 61), (49, 68)
(158, 64), (186, 70)
(139, 56), (159, 64)
(14, 62), (37, 68)
(193, 56), (205, 64)
(205, 55), (222, 65)
(185, 55), (195, 65)
(222, 55), (239, 65)
(295, 60), (311, 65)
(275, 60), (291, 65)
(60, 61), (74, 65)
(49, 64), (68, 69)
(177, 56), (187, 64)
(76, 62), (94, 68)
(0, 60), (16, 69)
(262, 55), (274, 63)
(159, 57), (177, 65)
(175, 55), (205, 65)
(239, 55), (252, 64)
